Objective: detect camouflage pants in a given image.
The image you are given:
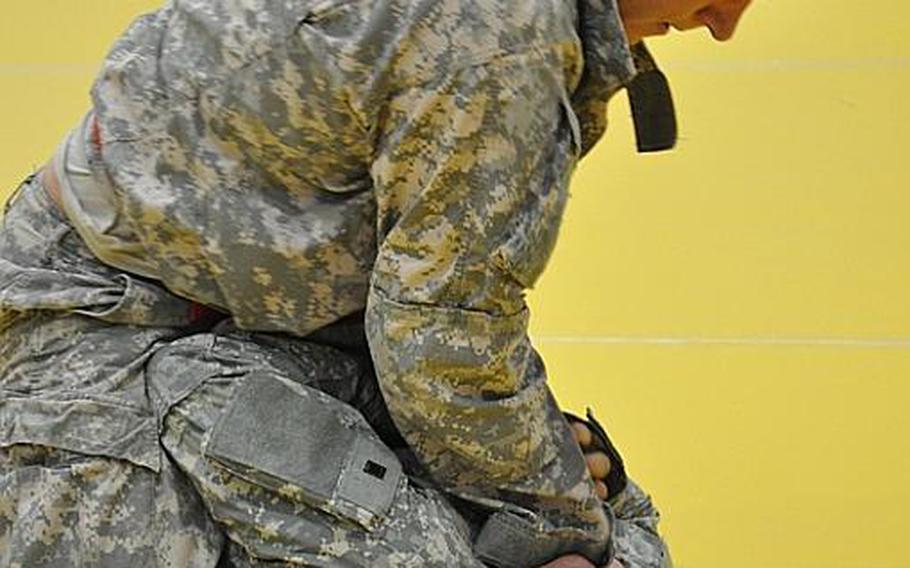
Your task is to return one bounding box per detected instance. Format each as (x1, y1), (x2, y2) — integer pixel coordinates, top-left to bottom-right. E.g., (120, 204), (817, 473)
(0, 174), (670, 567)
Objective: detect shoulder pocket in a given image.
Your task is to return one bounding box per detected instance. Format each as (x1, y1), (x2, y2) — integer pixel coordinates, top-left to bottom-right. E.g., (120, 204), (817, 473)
(204, 372), (403, 531)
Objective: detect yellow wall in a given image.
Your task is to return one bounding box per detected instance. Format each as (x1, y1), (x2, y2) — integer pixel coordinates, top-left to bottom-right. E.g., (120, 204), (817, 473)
(1, 2), (908, 567)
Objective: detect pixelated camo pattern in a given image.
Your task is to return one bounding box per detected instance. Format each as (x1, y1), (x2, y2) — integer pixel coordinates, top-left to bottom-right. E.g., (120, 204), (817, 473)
(0, 178), (671, 566)
(0, 0), (670, 565)
(74, 0), (640, 554)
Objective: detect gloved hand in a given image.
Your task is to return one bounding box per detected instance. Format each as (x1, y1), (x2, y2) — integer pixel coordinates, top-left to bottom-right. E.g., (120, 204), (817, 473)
(537, 411), (631, 568)
(565, 410), (628, 502)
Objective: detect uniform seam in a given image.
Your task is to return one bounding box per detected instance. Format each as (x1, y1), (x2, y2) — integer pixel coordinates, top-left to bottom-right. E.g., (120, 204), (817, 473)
(380, 39), (579, 104)
(369, 38), (578, 168)
(368, 285), (528, 320)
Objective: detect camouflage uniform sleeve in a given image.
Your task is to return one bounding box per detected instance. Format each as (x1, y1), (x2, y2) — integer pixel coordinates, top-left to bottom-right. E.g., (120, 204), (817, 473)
(366, 44), (612, 566)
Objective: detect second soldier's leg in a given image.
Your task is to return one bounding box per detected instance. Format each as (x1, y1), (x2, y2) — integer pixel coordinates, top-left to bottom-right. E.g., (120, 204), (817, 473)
(0, 174), (225, 567)
(149, 331), (483, 568)
(0, 444), (225, 567)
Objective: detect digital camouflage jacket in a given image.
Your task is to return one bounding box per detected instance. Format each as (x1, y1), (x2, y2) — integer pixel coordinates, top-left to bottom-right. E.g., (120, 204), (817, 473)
(35, 0), (665, 563)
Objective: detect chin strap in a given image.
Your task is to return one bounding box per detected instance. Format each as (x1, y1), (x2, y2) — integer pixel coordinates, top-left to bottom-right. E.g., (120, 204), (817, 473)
(627, 43), (678, 153)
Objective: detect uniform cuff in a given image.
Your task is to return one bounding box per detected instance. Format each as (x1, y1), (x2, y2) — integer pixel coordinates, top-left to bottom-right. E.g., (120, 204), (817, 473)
(473, 503), (616, 567)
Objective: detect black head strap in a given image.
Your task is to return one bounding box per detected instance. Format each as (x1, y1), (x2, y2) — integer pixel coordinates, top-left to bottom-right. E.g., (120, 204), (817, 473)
(627, 43), (678, 153)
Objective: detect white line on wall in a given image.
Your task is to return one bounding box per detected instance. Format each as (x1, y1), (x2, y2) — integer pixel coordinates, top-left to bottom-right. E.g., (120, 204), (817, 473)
(532, 336), (910, 349)
(0, 63), (98, 75)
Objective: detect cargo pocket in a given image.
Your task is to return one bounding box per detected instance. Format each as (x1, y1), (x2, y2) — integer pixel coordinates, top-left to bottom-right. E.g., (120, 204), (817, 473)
(204, 372), (403, 531)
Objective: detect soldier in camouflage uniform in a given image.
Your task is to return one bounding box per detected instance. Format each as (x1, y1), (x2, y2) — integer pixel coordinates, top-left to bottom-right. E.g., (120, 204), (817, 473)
(0, 0), (750, 566)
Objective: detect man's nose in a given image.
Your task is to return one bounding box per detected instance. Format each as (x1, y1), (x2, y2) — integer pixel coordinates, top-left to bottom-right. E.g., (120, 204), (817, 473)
(699, 1), (750, 41)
